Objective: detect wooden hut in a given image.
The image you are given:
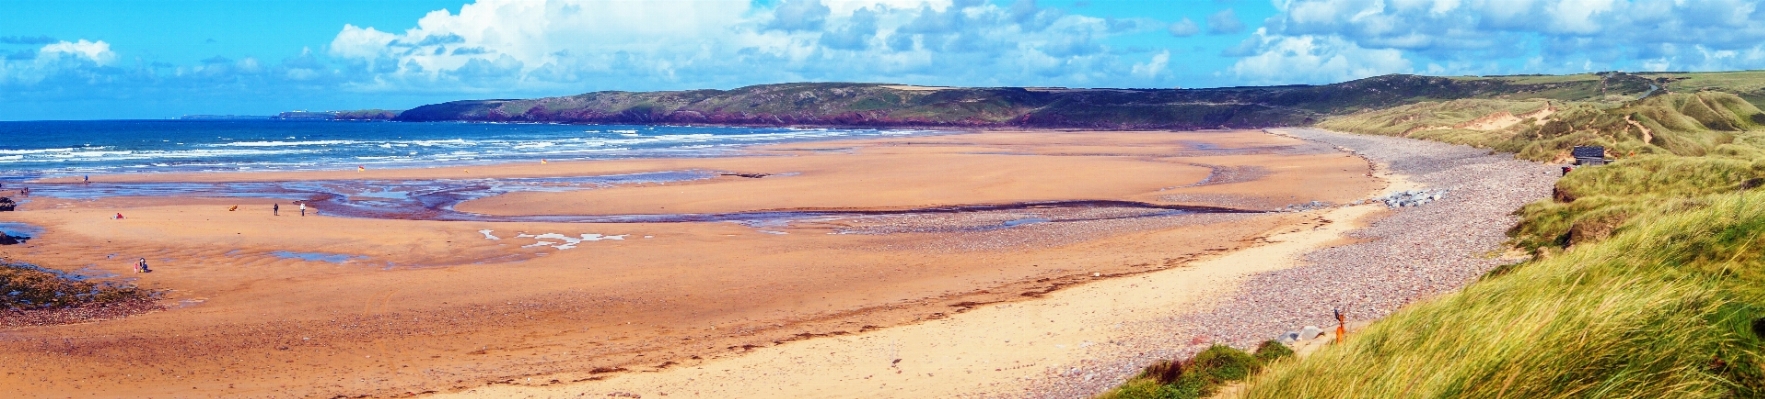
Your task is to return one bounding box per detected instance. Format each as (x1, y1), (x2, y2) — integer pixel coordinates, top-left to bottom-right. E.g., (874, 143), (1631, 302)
(1572, 146), (1608, 166)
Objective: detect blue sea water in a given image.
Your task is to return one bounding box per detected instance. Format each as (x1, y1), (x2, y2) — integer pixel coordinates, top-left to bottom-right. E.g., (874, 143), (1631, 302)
(0, 120), (932, 180)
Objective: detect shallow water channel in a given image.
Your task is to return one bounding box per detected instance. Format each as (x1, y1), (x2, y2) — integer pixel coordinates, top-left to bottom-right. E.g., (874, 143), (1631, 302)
(19, 171), (1261, 228)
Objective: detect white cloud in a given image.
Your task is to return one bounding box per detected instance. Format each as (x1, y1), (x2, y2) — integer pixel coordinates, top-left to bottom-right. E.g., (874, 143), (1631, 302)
(1548, 0), (1614, 34)
(1228, 29), (1411, 84)
(329, 25), (398, 61)
(39, 39), (116, 66)
(1206, 8), (1245, 34)
(319, 0), (1163, 93)
(1168, 17), (1199, 37)
(1131, 50), (1170, 80)
(1, 39), (119, 86)
(1252, 0), (1765, 77)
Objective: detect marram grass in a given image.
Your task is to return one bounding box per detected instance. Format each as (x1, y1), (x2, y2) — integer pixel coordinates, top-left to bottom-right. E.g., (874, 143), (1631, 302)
(1237, 192), (1765, 398)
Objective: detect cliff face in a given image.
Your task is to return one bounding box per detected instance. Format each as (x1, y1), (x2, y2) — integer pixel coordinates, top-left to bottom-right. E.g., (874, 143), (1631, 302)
(390, 73), (1679, 128)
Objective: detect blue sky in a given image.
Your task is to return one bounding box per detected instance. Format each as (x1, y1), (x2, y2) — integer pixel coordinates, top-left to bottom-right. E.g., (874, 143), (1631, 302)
(3, 0), (1764, 120)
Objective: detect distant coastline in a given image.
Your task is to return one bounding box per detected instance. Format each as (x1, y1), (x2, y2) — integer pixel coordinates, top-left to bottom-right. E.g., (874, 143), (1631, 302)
(345, 71), (1756, 130)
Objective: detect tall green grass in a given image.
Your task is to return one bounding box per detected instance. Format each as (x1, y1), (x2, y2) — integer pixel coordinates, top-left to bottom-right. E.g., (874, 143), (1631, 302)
(1238, 192), (1765, 398)
(1320, 92), (1765, 162)
(1219, 88), (1765, 398)
(1095, 342), (1293, 399)
(1507, 155), (1765, 252)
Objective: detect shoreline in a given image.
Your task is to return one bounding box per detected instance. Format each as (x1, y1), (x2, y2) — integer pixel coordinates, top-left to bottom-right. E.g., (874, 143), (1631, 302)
(0, 129), (1380, 398)
(3, 123), (959, 184)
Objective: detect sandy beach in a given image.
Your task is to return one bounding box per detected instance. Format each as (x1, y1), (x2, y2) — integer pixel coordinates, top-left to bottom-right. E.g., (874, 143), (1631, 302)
(0, 129), (1380, 398)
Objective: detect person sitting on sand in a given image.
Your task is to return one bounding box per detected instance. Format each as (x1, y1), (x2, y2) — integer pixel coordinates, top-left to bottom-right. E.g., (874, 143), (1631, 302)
(114, 213), (124, 220)
(136, 258), (150, 273)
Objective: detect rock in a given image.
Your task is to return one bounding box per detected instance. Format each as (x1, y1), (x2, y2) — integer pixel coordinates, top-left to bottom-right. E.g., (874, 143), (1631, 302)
(1300, 326), (1324, 340)
(1277, 331), (1301, 344)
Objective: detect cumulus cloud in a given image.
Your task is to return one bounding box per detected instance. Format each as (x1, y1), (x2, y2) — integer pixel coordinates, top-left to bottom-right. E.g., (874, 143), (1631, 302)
(1244, 0), (1765, 77)
(1206, 8), (1244, 34)
(1132, 50), (1170, 79)
(1168, 17), (1199, 37)
(767, 0), (833, 32)
(318, 0), (1169, 92)
(1228, 29), (1411, 84)
(0, 39), (120, 88)
(40, 40), (116, 66)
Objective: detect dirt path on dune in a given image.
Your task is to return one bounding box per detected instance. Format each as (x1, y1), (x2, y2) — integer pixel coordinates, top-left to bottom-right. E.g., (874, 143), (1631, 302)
(1626, 114), (1654, 144)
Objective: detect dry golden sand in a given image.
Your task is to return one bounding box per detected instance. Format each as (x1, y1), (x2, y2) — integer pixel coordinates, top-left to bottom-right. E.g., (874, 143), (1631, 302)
(432, 204), (1387, 399)
(0, 130), (1377, 398)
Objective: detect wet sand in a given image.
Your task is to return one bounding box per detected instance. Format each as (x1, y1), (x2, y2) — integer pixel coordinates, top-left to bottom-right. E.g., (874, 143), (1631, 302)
(0, 130), (1377, 398)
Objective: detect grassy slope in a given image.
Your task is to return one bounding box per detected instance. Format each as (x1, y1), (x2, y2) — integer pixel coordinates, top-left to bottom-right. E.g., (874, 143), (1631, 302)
(1226, 75), (1765, 398)
(1319, 91), (1765, 162)
(1241, 192), (1765, 397)
(389, 71), (1765, 129)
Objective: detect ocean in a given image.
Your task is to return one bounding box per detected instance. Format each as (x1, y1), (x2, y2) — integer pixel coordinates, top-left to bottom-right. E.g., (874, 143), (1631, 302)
(0, 120), (933, 181)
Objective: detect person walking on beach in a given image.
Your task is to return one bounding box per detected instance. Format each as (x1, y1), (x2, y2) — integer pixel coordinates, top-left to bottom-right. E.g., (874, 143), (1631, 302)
(299, 202), (306, 216)
(273, 203), (279, 216)
(84, 175), (89, 183)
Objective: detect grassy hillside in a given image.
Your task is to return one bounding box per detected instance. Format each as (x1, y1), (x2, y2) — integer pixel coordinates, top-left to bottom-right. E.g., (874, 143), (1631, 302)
(1206, 76), (1765, 398)
(1319, 91), (1765, 162)
(389, 71), (1765, 129)
(1087, 71), (1765, 399)
(1239, 191), (1765, 397)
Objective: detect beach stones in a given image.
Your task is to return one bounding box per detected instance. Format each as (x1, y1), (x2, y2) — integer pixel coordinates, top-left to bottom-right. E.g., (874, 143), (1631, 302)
(1277, 200), (1334, 212)
(1376, 188), (1451, 208)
